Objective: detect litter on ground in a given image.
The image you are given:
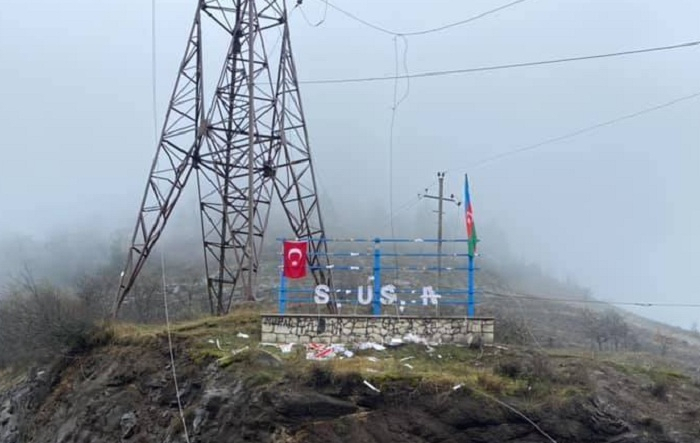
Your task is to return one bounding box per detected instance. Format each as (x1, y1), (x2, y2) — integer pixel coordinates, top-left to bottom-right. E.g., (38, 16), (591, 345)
(306, 343), (336, 361)
(357, 342), (386, 351)
(279, 343), (294, 354)
(231, 346), (249, 356)
(388, 338), (404, 347)
(363, 380), (381, 393)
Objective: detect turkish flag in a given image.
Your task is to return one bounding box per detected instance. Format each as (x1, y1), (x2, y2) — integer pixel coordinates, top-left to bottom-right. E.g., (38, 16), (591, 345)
(283, 240), (308, 279)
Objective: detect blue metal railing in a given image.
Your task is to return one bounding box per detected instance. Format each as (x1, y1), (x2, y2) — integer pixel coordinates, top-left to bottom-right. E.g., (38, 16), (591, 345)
(277, 237), (478, 317)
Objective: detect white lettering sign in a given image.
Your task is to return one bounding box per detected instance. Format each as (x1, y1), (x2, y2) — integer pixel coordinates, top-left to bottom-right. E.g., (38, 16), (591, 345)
(312, 284), (439, 307)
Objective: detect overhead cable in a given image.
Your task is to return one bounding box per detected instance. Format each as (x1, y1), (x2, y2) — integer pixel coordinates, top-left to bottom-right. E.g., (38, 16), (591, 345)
(301, 40), (700, 85)
(458, 90), (700, 170)
(484, 289), (700, 308)
(318, 0), (531, 36)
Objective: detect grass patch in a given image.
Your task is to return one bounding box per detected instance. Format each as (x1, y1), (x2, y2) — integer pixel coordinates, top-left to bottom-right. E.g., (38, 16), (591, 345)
(297, 346), (532, 396)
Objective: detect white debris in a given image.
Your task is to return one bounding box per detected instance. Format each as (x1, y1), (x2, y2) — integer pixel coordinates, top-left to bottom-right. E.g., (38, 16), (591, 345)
(399, 356), (415, 362)
(358, 342), (386, 351)
(331, 344), (348, 353)
(236, 332), (250, 339)
(388, 338), (404, 347)
(363, 380), (381, 393)
(366, 356), (379, 363)
(453, 384), (463, 391)
(279, 343), (294, 354)
(403, 363), (414, 370)
(231, 346), (249, 356)
(403, 333), (427, 345)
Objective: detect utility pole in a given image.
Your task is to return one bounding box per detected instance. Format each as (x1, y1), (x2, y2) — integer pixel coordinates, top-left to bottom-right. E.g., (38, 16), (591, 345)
(421, 172), (460, 290)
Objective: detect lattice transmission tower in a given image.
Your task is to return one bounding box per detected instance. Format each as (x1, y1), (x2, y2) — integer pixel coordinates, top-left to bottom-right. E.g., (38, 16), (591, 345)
(114, 0), (333, 316)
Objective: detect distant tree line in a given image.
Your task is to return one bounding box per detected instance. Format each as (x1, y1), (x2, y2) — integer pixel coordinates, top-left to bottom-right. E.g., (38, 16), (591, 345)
(582, 309), (632, 351)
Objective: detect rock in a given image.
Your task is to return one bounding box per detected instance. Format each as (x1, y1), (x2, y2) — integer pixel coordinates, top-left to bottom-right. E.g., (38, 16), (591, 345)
(120, 411), (137, 439)
(273, 392), (358, 420)
(254, 350), (283, 368)
(192, 408), (206, 433)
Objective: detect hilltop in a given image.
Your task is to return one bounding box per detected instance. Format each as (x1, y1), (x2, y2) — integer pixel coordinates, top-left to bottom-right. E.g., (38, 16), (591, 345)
(2, 310), (700, 443)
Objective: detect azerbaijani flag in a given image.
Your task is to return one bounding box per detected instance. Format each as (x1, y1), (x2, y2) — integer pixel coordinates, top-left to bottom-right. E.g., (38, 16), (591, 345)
(464, 174), (478, 256)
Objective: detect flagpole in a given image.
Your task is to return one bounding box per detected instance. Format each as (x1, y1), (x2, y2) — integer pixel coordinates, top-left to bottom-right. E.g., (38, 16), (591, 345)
(465, 174), (475, 318)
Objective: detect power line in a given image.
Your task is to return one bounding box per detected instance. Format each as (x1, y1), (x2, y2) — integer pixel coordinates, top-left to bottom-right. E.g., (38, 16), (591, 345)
(456, 90), (700, 170)
(299, 0), (328, 27)
(151, 6), (191, 440)
(321, 0), (395, 35)
(403, 0), (530, 37)
(484, 289), (700, 308)
(318, 0), (530, 37)
(300, 40), (700, 84)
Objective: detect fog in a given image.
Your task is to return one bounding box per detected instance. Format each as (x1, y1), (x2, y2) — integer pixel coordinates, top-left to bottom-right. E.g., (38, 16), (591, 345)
(0, 1), (698, 327)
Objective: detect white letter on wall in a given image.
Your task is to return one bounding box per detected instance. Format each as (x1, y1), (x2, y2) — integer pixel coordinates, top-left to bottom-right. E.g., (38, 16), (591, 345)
(420, 286), (441, 306)
(314, 284), (330, 304)
(357, 285), (372, 305)
(380, 284), (397, 305)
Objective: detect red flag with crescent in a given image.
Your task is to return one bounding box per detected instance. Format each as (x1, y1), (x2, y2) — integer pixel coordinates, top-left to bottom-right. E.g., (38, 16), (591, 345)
(283, 240), (308, 279)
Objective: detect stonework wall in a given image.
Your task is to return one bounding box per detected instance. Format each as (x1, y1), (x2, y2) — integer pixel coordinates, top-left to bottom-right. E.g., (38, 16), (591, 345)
(260, 314), (494, 345)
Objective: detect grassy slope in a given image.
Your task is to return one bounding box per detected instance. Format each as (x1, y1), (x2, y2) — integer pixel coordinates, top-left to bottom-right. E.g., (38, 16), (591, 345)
(107, 311), (697, 405)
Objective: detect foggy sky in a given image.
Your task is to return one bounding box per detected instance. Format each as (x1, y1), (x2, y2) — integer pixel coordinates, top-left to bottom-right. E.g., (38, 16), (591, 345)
(0, 0), (698, 327)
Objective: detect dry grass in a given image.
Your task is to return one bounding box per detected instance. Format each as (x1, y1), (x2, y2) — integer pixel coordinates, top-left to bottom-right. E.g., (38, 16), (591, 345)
(106, 313), (569, 399)
(0, 368), (26, 391)
(108, 309), (261, 343)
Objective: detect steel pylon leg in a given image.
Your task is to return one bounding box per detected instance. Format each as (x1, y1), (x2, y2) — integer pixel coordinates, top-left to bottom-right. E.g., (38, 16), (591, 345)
(114, 7), (204, 314)
(269, 13), (336, 311)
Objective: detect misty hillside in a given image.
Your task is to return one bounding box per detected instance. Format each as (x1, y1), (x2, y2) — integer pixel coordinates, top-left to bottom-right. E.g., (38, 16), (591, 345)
(1, 0), (699, 441)
(2, 222), (700, 443)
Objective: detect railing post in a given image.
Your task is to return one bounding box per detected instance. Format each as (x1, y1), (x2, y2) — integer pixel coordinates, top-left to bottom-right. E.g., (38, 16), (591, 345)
(373, 238), (382, 315)
(468, 254), (475, 317)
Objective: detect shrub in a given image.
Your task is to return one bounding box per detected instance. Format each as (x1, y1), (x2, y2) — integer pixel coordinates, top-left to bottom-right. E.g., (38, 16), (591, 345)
(648, 381), (668, 400)
(0, 278), (104, 368)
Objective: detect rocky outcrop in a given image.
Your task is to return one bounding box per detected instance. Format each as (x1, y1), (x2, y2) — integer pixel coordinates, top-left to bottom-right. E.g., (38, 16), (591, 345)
(0, 340), (693, 443)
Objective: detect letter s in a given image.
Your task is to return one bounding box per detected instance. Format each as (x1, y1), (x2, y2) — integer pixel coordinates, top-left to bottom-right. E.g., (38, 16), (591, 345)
(380, 284), (397, 305)
(314, 284), (330, 304)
